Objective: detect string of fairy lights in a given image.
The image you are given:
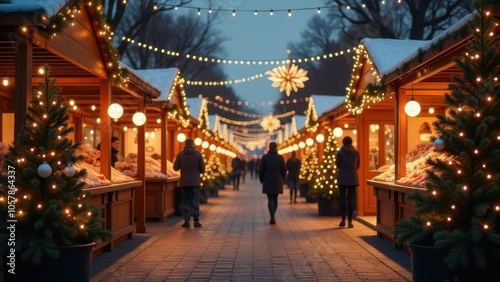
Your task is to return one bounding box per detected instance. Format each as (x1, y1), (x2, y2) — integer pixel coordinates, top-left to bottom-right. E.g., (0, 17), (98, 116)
(122, 0), (402, 17)
(202, 94), (309, 118)
(119, 35), (355, 69)
(218, 110), (295, 126)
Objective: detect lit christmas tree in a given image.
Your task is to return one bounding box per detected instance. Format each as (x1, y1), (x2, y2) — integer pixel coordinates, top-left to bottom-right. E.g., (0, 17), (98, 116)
(309, 128), (339, 199)
(200, 150), (214, 192)
(0, 64), (111, 265)
(395, 1), (500, 278)
(299, 145), (319, 189)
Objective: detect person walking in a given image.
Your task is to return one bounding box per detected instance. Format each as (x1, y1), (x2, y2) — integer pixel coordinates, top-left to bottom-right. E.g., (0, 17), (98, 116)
(254, 156), (261, 179)
(247, 156), (255, 179)
(231, 154), (244, 190)
(259, 142), (286, 225)
(336, 136), (360, 228)
(285, 151), (301, 204)
(173, 138), (205, 228)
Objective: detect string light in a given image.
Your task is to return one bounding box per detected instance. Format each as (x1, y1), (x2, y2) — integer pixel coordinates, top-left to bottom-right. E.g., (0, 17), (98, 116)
(120, 36), (355, 67)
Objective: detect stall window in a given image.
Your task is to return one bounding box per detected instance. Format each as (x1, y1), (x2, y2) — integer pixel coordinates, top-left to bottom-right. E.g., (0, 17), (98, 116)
(384, 124), (395, 167)
(83, 125), (100, 149)
(368, 123), (395, 171)
(368, 124), (379, 170)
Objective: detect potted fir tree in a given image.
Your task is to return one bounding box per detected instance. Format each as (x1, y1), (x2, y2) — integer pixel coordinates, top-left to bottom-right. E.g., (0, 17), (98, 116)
(0, 64), (112, 281)
(307, 128), (341, 216)
(394, 2), (500, 281)
(299, 145), (319, 203)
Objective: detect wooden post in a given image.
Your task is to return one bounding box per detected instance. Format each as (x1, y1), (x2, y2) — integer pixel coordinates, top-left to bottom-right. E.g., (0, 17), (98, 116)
(99, 79), (112, 180)
(14, 30), (33, 138)
(135, 97), (146, 233)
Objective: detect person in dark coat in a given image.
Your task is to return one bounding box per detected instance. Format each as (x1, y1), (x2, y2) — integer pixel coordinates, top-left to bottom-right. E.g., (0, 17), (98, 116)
(259, 142), (286, 225)
(336, 136), (360, 228)
(231, 155), (244, 191)
(247, 156), (255, 179)
(285, 151), (301, 204)
(174, 138), (205, 228)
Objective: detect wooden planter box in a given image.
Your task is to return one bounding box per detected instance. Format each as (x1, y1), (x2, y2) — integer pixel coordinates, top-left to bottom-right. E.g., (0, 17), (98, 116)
(84, 180), (141, 255)
(145, 177), (180, 222)
(367, 180), (425, 247)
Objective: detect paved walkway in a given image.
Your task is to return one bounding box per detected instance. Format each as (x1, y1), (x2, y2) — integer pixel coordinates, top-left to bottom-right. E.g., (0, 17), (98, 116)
(91, 177), (412, 281)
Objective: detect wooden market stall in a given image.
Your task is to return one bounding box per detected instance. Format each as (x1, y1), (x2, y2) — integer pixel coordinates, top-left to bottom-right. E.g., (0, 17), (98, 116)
(0, 0), (160, 254)
(349, 12), (479, 244)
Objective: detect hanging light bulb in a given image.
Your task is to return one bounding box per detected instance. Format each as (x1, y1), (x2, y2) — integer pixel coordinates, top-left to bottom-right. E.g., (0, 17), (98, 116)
(405, 97), (421, 117)
(2, 76), (8, 86)
(38, 66), (45, 75)
(177, 132), (186, 143)
(305, 138), (314, 146)
(316, 133), (325, 143)
(107, 101), (124, 119)
(428, 106), (435, 114)
(333, 127), (344, 137)
(132, 110), (147, 126)
(194, 137), (202, 146)
(404, 78), (421, 117)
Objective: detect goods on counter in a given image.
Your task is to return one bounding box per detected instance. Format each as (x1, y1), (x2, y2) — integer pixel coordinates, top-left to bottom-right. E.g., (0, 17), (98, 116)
(114, 153), (180, 179)
(74, 143), (134, 186)
(405, 141), (434, 163)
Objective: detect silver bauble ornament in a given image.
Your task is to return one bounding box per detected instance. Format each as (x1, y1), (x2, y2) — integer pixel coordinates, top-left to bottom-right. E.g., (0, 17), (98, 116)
(37, 162), (52, 178)
(434, 138), (445, 151)
(64, 163), (76, 177)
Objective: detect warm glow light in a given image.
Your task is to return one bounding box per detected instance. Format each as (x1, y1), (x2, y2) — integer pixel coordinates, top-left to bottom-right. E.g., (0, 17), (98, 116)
(404, 97), (421, 117)
(428, 106), (435, 114)
(177, 132), (186, 143)
(298, 141), (305, 148)
(194, 137), (202, 146)
(107, 102), (124, 119)
(316, 133), (325, 143)
(132, 111), (147, 126)
(209, 144), (216, 151)
(333, 127), (343, 137)
(305, 138), (314, 146)
(202, 141), (209, 149)
(2, 77), (8, 86)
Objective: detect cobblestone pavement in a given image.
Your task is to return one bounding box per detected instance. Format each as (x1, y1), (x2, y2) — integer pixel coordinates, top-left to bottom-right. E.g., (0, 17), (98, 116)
(91, 177), (412, 282)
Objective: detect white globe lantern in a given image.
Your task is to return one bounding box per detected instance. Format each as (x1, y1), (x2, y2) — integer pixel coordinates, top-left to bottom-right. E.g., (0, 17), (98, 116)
(292, 144), (299, 151)
(194, 137), (202, 146)
(305, 138), (314, 146)
(177, 132), (186, 143)
(316, 133), (325, 143)
(132, 111), (147, 126)
(404, 97), (421, 117)
(202, 141), (209, 149)
(209, 144), (216, 151)
(333, 127), (344, 137)
(298, 141), (306, 148)
(107, 102), (124, 119)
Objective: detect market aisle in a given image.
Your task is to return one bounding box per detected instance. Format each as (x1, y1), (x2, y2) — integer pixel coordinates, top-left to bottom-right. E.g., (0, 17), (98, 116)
(91, 176), (411, 281)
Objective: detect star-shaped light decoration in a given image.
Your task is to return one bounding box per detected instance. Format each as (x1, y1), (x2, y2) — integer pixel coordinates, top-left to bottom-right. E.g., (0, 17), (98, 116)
(268, 63), (309, 96)
(260, 113), (281, 133)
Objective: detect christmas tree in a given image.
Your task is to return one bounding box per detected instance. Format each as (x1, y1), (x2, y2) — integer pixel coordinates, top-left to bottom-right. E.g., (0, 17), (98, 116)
(309, 128), (339, 199)
(395, 1), (500, 275)
(0, 64), (111, 265)
(200, 150), (215, 191)
(299, 145), (319, 188)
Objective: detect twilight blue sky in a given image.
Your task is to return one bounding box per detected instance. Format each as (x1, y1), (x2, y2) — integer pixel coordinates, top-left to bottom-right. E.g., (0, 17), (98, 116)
(188, 0), (328, 114)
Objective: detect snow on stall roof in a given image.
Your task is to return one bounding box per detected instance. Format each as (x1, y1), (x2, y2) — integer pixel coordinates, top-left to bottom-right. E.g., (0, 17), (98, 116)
(362, 38), (429, 76)
(310, 95), (345, 116)
(133, 68), (178, 101)
(0, 0), (70, 16)
(186, 97), (203, 119)
(365, 11), (476, 78)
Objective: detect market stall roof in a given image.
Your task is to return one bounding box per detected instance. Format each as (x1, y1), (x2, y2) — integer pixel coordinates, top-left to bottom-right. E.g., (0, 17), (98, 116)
(311, 95), (345, 117)
(345, 10), (477, 115)
(134, 68), (177, 102)
(0, 0), (160, 123)
(0, 0), (69, 15)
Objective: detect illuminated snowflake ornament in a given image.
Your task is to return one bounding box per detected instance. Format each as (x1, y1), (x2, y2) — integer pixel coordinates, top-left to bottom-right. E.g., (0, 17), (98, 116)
(260, 114), (281, 133)
(268, 63), (309, 96)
